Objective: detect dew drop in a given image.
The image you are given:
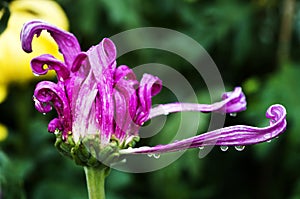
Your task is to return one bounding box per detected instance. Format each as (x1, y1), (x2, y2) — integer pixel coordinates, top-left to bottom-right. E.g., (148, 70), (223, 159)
(163, 109), (169, 115)
(33, 73), (40, 77)
(42, 112), (46, 115)
(199, 146), (204, 150)
(147, 153), (153, 157)
(235, 146), (245, 151)
(220, 146), (228, 152)
(230, 112), (237, 117)
(267, 140), (272, 143)
(153, 154), (160, 159)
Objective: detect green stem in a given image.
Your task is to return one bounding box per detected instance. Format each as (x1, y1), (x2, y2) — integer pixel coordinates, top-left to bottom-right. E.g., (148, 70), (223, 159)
(84, 166), (109, 199)
(277, 0), (295, 67)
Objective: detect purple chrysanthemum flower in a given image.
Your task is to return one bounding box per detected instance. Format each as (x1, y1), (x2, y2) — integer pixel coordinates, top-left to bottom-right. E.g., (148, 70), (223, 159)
(21, 20), (286, 165)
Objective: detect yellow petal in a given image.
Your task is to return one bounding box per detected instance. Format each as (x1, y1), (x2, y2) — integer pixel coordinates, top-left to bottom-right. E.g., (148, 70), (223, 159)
(0, 0), (69, 85)
(0, 84), (7, 103)
(0, 123), (8, 142)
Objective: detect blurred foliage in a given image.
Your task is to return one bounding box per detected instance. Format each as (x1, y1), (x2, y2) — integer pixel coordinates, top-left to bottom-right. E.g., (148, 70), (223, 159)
(0, 1), (10, 35)
(1, 0), (300, 199)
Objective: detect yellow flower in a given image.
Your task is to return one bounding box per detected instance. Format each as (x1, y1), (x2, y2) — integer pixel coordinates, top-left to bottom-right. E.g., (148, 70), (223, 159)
(0, 123), (8, 142)
(0, 0), (69, 103)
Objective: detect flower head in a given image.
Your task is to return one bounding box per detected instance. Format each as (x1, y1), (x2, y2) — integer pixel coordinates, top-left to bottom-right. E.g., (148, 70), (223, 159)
(21, 20), (287, 166)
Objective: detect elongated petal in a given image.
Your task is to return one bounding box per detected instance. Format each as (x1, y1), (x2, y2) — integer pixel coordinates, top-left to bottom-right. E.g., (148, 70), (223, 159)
(31, 54), (70, 80)
(21, 20), (81, 67)
(149, 87), (246, 119)
(114, 65), (139, 118)
(113, 67), (140, 140)
(85, 38), (117, 143)
(119, 104), (286, 154)
(135, 74), (162, 125)
(71, 66), (99, 143)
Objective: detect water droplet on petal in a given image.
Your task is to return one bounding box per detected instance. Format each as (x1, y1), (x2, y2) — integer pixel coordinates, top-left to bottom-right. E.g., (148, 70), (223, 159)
(163, 109), (169, 115)
(153, 154), (160, 159)
(230, 113), (237, 117)
(199, 146), (204, 150)
(220, 146), (228, 151)
(235, 146), (245, 151)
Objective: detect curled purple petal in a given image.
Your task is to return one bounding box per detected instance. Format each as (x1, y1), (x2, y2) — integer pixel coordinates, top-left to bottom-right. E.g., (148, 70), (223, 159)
(48, 118), (63, 133)
(135, 74), (162, 125)
(31, 54), (70, 80)
(71, 52), (87, 72)
(88, 38), (117, 80)
(34, 81), (72, 138)
(221, 87), (246, 113)
(114, 65), (138, 85)
(21, 20), (81, 67)
(149, 87), (246, 119)
(119, 104), (286, 154)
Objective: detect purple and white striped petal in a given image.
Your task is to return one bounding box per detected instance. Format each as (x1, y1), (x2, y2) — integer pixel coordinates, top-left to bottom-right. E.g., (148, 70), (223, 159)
(221, 87), (247, 113)
(148, 87), (246, 119)
(71, 61), (99, 143)
(135, 74), (162, 125)
(113, 66), (140, 141)
(119, 104), (286, 154)
(85, 38), (117, 144)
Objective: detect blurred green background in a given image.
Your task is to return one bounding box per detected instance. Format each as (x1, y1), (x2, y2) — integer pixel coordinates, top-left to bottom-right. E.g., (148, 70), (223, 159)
(1, 0), (300, 198)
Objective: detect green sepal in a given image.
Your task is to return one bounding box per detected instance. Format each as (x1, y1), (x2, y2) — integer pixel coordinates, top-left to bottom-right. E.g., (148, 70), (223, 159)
(54, 132), (125, 169)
